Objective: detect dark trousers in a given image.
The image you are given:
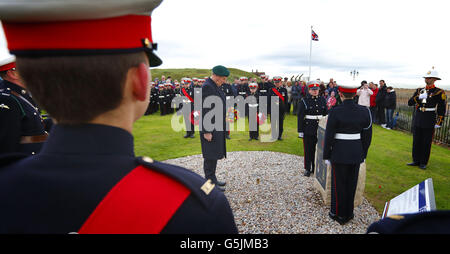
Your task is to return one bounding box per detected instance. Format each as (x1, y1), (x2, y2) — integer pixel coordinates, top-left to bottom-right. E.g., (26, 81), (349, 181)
(412, 127), (434, 165)
(376, 105), (386, 124)
(369, 106), (377, 124)
(183, 109), (194, 136)
(303, 135), (318, 172)
(270, 112), (284, 139)
(248, 115), (259, 139)
(204, 159), (218, 184)
(331, 163), (359, 220)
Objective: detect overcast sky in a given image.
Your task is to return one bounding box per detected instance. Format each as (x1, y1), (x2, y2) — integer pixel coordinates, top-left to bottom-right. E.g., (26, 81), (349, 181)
(1, 0), (450, 89)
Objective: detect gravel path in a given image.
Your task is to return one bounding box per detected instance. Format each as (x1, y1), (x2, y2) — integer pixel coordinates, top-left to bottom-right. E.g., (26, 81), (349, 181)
(164, 151), (381, 234)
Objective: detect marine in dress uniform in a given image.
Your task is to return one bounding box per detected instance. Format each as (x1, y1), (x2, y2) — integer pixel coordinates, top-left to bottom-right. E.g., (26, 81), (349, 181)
(297, 80), (328, 177)
(247, 82), (260, 141)
(236, 77), (249, 118)
(221, 81), (234, 139)
(258, 75), (274, 115)
(407, 67), (447, 170)
(144, 81), (157, 115)
(157, 85), (167, 115)
(165, 82), (174, 114)
(200, 66), (229, 192)
(0, 56), (48, 155)
(0, 0), (237, 234)
(323, 83), (372, 225)
(269, 76), (288, 140)
(180, 78), (195, 138)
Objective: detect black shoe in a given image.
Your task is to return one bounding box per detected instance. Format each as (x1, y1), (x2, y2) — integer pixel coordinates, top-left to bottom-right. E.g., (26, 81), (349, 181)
(329, 212), (337, 220)
(277, 137), (283, 141)
(216, 180), (226, 186)
(189, 134), (195, 138)
(254, 137), (259, 140)
(407, 162), (419, 166)
(249, 138), (253, 141)
(226, 135), (231, 139)
(419, 164), (427, 170)
(183, 133), (190, 138)
(303, 171), (311, 177)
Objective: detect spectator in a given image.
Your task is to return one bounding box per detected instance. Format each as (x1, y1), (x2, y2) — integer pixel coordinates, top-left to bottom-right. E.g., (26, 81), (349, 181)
(300, 81), (307, 98)
(327, 81), (338, 96)
(356, 80), (373, 108)
(319, 81), (326, 97)
(369, 82), (379, 123)
(326, 90), (337, 109)
(327, 78), (334, 89)
(376, 80), (388, 126)
(384, 86), (397, 129)
(291, 81), (302, 115)
(286, 81), (292, 114)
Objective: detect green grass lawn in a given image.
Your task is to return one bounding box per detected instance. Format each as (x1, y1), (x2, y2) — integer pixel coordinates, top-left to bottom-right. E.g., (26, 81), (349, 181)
(133, 112), (450, 214)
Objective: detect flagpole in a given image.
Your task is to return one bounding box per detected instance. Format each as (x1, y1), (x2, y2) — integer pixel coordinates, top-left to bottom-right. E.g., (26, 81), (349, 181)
(308, 26), (312, 81)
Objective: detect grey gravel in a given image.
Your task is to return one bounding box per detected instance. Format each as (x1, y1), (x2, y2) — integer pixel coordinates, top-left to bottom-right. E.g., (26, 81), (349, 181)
(164, 151), (381, 234)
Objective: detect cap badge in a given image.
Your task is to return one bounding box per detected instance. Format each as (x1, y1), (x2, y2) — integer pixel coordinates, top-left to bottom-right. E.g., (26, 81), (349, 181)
(143, 38), (150, 47)
(427, 71), (431, 75)
(142, 38), (157, 50)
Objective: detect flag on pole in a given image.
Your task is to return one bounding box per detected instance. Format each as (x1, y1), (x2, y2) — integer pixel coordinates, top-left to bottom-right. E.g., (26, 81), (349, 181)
(311, 30), (319, 41)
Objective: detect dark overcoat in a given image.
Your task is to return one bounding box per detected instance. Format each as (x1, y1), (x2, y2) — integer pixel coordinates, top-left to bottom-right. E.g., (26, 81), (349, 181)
(199, 78), (227, 160)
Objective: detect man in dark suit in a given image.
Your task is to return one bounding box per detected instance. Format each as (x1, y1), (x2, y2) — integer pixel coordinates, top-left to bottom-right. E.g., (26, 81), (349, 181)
(0, 0), (237, 234)
(323, 83), (372, 225)
(200, 65), (229, 192)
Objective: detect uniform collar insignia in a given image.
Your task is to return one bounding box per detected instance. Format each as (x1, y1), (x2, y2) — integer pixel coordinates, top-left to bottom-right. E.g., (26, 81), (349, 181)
(200, 179), (215, 195)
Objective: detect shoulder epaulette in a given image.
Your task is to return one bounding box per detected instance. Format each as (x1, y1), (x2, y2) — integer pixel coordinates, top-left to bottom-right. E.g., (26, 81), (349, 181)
(136, 156), (220, 208)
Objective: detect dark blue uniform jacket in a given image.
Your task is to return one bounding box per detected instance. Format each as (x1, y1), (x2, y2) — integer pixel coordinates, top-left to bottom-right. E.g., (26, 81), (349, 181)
(323, 99), (372, 164)
(0, 124), (238, 234)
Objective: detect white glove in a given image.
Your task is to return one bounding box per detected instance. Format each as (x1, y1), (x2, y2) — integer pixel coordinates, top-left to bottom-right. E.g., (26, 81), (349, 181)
(298, 132), (304, 138)
(418, 92), (427, 100)
(324, 160), (331, 166)
(193, 111), (199, 117)
(435, 125), (441, 129)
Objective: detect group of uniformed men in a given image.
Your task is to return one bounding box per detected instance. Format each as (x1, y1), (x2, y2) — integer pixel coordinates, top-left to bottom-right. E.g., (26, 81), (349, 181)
(0, 0), (448, 234)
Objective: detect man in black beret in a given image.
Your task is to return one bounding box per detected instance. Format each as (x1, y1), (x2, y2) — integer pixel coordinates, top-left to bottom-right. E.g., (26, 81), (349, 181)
(200, 65), (229, 192)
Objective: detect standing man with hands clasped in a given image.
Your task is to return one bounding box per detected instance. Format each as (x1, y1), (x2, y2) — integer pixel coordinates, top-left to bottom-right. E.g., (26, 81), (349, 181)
(323, 83), (372, 225)
(200, 65), (229, 192)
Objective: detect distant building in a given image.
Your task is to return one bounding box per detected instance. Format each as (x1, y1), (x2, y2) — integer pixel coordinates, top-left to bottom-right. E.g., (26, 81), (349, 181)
(251, 69), (266, 77)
